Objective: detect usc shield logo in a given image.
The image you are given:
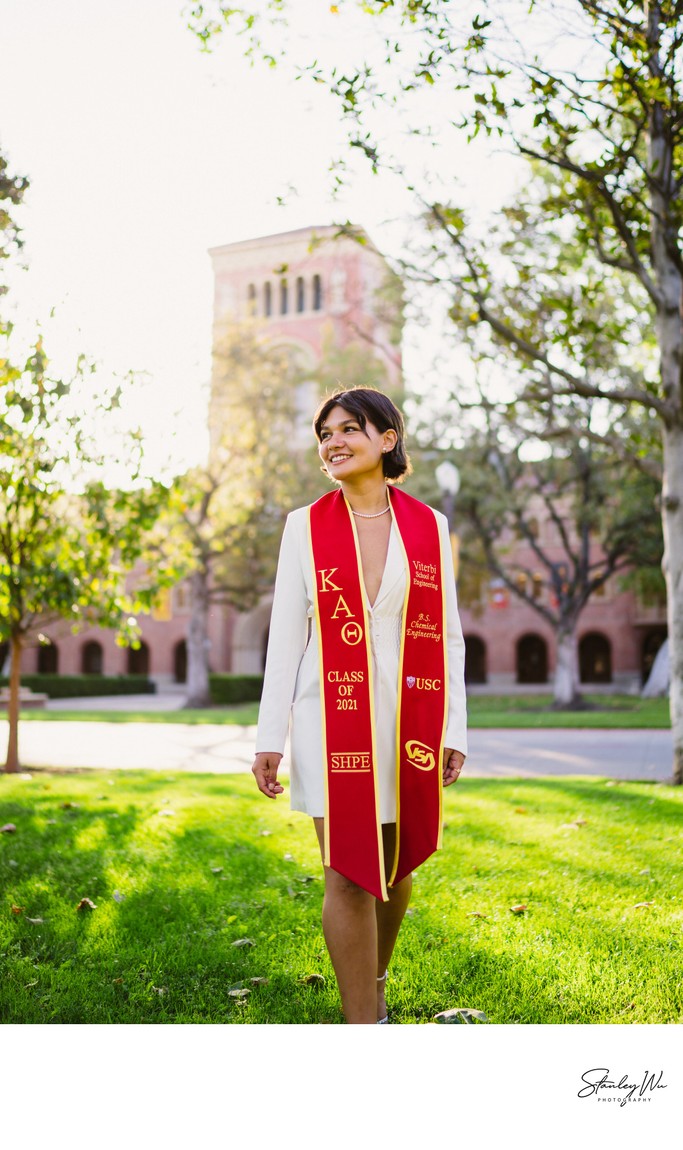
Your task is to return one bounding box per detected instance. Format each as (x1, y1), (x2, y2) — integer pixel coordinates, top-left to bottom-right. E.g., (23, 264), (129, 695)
(405, 740), (436, 771)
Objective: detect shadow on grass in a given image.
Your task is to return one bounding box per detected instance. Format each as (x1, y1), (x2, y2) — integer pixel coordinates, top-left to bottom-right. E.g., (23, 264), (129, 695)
(2, 771), (682, 1024)
(0, 769), (335, 1023)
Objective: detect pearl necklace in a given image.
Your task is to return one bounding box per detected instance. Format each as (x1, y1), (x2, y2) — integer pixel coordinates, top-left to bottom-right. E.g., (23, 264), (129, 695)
(350, 504), (391, 519)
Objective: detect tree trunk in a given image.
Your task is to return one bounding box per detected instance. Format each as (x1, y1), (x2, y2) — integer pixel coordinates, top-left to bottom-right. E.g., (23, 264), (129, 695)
(5, 634), (22, 773)
(553, 623), (581, 707)
(646, 2), (683, 782)
(662, 425), (683, 783)
(185, 569), (212, 708)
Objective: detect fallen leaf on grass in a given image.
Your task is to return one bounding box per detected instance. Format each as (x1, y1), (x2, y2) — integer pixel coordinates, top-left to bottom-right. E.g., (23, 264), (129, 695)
(249, 977), (270, 986)
(228, 988), (250, 999)
(283, 853), (294, 861)
(232, 938), (255, 947)
(259, 830), (272, 837)
(24, 980), (39, 989)
(26, 917), (44, 924)
(559, 820), (586, 830)
(434, 1008), (489, 1024)
(298, 974), (326, 987)
(112, 890), (125, 903)
(152, 986), (168, 996)
(0, 824), (16, 834)
(510, 904), (527, 915)
(11, 905), (23, 915)
(467, 911), (489, 919)
(113, 978), (124, 984)
(61, 802), (79, 810)
(514, 807), (527, 815)
(76, 897), (97, 911)
(210, 867), (224, 875)
(632, 902), (655, 910)
(157, 810), (175, 818)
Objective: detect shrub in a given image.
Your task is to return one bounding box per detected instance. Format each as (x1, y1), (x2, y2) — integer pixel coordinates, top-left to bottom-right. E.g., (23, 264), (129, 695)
(208, 674), (264, 705)
(0, 674), (157, 698)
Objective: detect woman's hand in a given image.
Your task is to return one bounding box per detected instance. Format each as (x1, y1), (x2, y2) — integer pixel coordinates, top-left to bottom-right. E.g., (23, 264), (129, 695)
(251, 752), (285, 799)
(442, 748), (465, 787)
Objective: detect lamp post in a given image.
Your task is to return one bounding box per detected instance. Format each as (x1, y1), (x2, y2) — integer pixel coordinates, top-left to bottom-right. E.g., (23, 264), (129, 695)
(435, 460), (460, 580)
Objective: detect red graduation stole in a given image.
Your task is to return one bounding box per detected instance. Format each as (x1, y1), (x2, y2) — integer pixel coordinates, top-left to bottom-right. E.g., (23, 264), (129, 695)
(309, 486), (448, 900)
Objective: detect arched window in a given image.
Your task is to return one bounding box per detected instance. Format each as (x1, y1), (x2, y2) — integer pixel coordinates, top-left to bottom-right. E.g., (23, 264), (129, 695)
(312, 274), (323, 311)
(37, 640), (59, 674)
(127, 641), (150, 676)
(174, 639), (187, 684)
(579, 632), (612, 683)
(516, 633), (548, 684)
(82, 641), (103, 675)
(296, 276), (305, 312)
(280, 278), (289, 315)
(264, 282), (272, 317)
(464, 635), (487, 684)
(247, 283), (257, 315)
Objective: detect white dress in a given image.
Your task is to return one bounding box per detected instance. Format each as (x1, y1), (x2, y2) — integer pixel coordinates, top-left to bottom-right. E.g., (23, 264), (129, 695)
(255, 503), (468, 822)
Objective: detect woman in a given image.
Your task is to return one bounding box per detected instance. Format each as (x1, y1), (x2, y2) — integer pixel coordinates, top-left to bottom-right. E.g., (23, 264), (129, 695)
(251, 387), (467, 1024)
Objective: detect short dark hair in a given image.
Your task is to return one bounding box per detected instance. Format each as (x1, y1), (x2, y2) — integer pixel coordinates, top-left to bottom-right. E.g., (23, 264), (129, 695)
(313, 387), (412, 482)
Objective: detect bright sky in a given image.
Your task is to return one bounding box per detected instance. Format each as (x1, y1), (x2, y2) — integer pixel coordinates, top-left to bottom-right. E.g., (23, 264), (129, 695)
(1, 0), (522, 476)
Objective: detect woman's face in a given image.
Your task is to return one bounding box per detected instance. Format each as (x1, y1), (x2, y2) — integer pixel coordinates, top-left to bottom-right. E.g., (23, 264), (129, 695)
(318, 404), (396, 481)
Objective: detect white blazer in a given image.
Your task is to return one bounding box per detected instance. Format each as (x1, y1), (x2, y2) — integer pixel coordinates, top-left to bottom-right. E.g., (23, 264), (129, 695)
(255, 503), (468, 822)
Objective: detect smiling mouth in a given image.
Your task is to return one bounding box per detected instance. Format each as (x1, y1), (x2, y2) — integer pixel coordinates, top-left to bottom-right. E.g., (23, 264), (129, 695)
(329, 454), (352, 464)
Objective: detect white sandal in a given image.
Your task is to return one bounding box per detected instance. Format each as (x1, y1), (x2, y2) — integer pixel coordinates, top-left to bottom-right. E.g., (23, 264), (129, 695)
(377, 970), (389, 1024)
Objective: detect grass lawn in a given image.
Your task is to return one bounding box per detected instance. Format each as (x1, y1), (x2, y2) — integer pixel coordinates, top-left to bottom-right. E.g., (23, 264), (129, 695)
(14, 705), (263, 725)
(1, 769), (681, 1024)
(12, 694), (671, 727)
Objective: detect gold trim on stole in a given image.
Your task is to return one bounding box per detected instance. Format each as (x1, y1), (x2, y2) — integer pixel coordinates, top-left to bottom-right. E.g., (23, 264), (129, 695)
(344, 495), (388, 902)
(435, 516), (450, 850)
(388, 493), (412, 887)
(307, 508), (331, 867)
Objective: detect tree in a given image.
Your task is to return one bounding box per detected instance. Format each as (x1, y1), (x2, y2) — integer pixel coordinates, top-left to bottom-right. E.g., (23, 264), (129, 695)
(0, 149), (28, 306)
(453, 406), (663, 705)
(0, 336), (171, 772)
(167, 321), (324, 707)
(185, 0), (683, 776)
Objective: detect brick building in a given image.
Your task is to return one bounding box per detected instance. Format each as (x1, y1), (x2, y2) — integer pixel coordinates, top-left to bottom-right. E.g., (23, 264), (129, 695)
(453, 502), (666, 693)
(14, 225), (402, 684)
(10, 225), (666, 691)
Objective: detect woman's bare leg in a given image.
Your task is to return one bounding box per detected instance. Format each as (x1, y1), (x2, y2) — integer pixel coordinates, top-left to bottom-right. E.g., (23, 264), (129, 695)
(313, 818), (377, 1024)
(375, 823), (412, 1020)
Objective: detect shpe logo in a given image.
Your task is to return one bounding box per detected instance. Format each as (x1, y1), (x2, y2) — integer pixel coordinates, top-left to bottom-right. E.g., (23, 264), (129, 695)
(405, 740), (435, 771)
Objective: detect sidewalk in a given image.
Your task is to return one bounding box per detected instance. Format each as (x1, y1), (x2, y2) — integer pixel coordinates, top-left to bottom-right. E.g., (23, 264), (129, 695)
(0, 720), (674, 781)
(45, 693), (186, 712)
